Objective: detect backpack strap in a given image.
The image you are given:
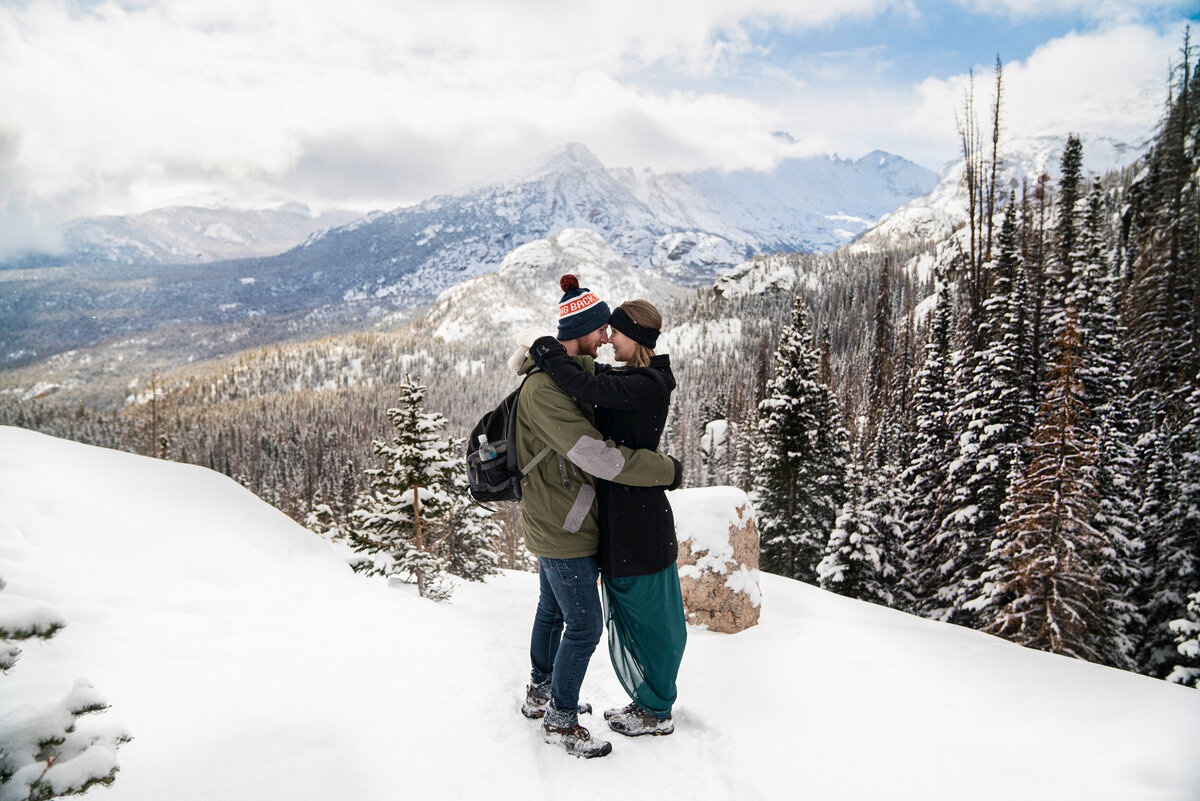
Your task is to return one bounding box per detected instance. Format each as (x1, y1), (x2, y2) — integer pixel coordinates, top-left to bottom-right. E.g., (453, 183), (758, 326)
(510, 367), (554, 477)
(522, 445), (552, 475)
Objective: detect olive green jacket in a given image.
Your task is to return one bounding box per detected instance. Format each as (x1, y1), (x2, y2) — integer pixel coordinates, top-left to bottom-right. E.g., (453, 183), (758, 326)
(514, 355), (677, 559)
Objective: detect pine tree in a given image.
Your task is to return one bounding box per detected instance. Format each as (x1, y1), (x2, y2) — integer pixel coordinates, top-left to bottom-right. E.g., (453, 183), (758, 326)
(1169, 589), (1200, 687)
(863, 257), (895, 465)
(730, 405), (761, 494)
(1123, 35), (1199, 413)
(0, 577), (131, 800)
(1072, 179), (1144, 669)
(817, 464), (900, 606)
(1159, 379), (1200, 681)
(984, 316), (1111, 662)
(934, 204), (1036, 625)
(1024, 173), (1053, 410)
(753, 295), (850, 583)
(900, 282), (955, 615)
(891, 298), (919, 468)
(438, 467), (502, 582)
(1133, 415), (1181, 675)
(348, 376), (467, 600)
(1053, 134), (1085, 314)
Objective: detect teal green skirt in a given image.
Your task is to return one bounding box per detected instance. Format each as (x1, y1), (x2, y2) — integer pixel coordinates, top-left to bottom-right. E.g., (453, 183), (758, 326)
(601, 563), (687, 715)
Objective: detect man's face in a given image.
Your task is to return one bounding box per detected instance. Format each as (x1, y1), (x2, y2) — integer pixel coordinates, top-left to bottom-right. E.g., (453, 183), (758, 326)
(573, 325), (608, 359)
(561, 323), (609, 357)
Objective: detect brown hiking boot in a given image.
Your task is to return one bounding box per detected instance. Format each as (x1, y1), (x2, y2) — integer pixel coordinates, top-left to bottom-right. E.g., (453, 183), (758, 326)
(542, 721), (613, 758)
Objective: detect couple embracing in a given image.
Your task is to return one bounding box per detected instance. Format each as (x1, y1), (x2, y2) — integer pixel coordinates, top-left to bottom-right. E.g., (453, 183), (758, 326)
(509, 274), (686, 759)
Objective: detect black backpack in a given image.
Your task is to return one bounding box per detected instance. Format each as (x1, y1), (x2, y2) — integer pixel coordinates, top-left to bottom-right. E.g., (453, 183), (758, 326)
(465, 372), (551, 507)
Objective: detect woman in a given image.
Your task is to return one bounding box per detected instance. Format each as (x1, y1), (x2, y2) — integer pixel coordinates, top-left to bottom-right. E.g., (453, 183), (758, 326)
(528, 291), (684, 737)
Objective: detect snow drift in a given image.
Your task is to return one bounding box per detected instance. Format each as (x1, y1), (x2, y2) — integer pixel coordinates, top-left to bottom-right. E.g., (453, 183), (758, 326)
(1, 426), (1198, 801)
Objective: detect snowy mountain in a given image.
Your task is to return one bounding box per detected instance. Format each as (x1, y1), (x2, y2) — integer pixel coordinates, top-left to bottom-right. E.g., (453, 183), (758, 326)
(711, 132), (1149, 300)
(286, 142), (936, 300)
(856, 133), (1145, 249)
(2, 143), (934, 288)
(5, 203), (360, 268)
(1, 142), (935, 372)
(425, 228), (687, 343)
(3, 425), (1199, 800)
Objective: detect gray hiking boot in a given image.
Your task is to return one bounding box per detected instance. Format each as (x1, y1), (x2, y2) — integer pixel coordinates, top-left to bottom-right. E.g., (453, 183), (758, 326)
(603, 701), (639, 720)
(521, 682), (592, 719)
(542, 721), (613, 758)
(606, 702), (674, 737)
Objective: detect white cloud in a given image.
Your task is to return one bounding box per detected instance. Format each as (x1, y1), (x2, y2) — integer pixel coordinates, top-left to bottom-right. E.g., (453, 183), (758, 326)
(0, 0), (1190, 258)
(953, 0), (1196, 25)
(0, 0), (911, 242)
(912, 23), (1180, 157)
(763, 21), (1184, 174)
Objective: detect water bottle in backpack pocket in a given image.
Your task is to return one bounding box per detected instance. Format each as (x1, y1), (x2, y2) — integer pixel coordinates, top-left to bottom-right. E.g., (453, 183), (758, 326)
(473, 434), (509, 489)
(464, 373), (551, 506)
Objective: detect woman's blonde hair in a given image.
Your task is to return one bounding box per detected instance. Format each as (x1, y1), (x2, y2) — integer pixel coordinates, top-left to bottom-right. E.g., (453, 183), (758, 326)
(618, 299), (662, 368)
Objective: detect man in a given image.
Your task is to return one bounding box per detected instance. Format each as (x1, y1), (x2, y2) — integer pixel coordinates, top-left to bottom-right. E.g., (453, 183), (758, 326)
(511, 274), (681, 759)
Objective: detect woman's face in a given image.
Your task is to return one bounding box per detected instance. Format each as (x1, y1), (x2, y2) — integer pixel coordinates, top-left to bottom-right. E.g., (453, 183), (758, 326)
(609, 327), (637, 362)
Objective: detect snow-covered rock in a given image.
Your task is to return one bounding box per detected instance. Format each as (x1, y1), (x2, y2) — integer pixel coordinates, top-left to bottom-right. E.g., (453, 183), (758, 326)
(672, 486), (762, 633)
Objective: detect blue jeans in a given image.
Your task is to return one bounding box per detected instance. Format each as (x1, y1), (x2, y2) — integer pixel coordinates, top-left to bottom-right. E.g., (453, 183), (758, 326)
(529, 556), (602, 717)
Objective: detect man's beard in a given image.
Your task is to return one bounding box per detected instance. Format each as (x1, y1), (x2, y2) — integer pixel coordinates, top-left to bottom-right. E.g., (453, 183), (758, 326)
(577, 339), (599, 359)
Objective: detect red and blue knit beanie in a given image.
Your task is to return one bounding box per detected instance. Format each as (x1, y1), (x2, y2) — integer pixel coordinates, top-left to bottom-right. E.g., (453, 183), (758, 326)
(556, 274), (611, 340)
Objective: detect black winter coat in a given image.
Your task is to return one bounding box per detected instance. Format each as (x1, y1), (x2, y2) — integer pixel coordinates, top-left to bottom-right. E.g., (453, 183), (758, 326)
(529, 336), (677, 578)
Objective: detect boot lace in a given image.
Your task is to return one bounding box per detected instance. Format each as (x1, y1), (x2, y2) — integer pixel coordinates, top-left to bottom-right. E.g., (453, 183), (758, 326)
(552, 724), (591, 740)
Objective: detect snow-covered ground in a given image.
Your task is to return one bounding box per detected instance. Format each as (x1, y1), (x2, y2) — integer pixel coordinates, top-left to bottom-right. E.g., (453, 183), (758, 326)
(2, 425), (1198, 801)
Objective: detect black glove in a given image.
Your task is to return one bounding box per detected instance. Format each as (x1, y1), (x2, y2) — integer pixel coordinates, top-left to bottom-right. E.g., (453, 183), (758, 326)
(529, 335), (564, 365)
(667, 455), (684, 491)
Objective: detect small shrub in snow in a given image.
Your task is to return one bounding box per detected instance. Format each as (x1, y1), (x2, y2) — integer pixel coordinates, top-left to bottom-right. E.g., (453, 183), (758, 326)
(0, 578), (131, 801)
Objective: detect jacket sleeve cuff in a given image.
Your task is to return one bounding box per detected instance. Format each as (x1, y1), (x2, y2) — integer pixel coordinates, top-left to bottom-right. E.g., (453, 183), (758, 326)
(667, 455), (683, 490)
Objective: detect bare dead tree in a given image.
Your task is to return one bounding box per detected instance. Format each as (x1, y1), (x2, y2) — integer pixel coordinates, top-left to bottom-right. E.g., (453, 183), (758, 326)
(986, 55), (1004, 262)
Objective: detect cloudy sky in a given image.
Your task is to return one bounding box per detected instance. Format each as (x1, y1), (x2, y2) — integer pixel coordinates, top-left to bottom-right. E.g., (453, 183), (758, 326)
(0, 0), (1196, 257)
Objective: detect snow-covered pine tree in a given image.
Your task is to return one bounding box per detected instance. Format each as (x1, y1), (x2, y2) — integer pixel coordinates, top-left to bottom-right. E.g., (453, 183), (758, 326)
(304, 501), (375, 572)
(438, 466), (502, 582)
(753, 294), (849, 583)
(984, 315), (1112, 663)
(304, 502), (350, 543)
(930, 203), (1035, 626)
(1022, 173), (1053, 413)
(729, 405), (761, 494)
(1133, 414), (1182, 676)
(899, 282), (956, 615)
(1071, 179), (1143, 669)
(972, 447), (1027, 621)
(1159, 378), (1200, 682)
(348, 376), (465, 600)
(1052, 135), (1085, 319)
(1122, 38), (1200, 414)
(0, 578), (131, 801)
(863, 257), (895, 466)
(817, 463), (900, 606)
(891, 298), (919, 469)
(1169, 589), (1200, 688)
